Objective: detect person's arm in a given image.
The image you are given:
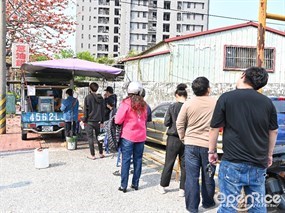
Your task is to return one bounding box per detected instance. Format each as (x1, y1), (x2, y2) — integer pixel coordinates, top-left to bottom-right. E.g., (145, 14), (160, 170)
(164, 106), (171, 127)
(208, 127), (220, 164)
(83, 97), (88, 122)
(60, 100), (66, 112)
(176, 104), (187, 141)
(114, 102), (128, 125)
(268, 129), (278, 167)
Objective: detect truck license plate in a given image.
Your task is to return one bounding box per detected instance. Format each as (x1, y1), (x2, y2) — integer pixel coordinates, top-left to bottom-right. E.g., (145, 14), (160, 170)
(42, 126), (53, 132)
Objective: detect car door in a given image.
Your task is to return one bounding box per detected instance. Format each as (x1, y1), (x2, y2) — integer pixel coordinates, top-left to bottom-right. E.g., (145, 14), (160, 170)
(147, 103), (170, 145)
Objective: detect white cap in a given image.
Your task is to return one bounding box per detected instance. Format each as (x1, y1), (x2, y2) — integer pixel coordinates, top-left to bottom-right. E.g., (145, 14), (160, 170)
(127, 81), (143, 95)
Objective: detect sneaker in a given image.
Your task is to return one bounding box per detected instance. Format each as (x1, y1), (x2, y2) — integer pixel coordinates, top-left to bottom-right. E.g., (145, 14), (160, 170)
(156, 185), (166, 194)
(178, 189), (185, 197)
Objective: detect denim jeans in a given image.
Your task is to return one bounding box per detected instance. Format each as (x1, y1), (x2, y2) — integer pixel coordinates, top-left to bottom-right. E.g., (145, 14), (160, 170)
(218, 160), (267, 213)
(120, 138), (144, 189)
(185, 145), (216, 213)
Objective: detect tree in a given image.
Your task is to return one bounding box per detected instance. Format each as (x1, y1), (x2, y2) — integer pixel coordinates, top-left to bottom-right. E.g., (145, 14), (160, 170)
(95, 56), (115, 65)
(6, 0), (76, 56)
(30, 54), (50, 61)
(54, 49), (75, 59)
(76, 51), (95, 62)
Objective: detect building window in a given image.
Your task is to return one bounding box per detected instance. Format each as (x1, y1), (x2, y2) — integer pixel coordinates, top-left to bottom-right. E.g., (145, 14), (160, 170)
(163, 12), (170, 21)
(115, 8), (120, 15)
(81, 43), (83, 48)
(164, 1), (170, 9)
(88, 44), (90, 49)
(142, 23), (146, 29)
(177, 1), (182, 10)
(115, 0), (120, 6)
(137, 12), (140, 17)
(113, 45), (118, 52)
(82, 25), (84, 30)
(163, 35), (170, 40)
(177, 24), (181, 32)
(163, 24), (170, 32)
(137, 23), (140, 29)
(143, 12), (147, 18)
(89, 16), (91, 21)
(142, 35), (146, 40)
(224, 46), (275, 71)
(114, 27), (119, 33)
(114, 36), (119, 42)
(82, 16), (84, 21)
(177, 13), (181, 21)
(81, 34), (84, 39)
(114, 18), (119, 24)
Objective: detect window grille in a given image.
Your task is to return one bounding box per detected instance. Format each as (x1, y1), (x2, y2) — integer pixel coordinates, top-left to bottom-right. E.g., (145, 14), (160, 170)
(224, 45), (275, 71)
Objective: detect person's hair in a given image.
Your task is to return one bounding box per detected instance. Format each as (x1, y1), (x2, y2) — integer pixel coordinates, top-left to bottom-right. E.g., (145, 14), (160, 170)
(106, 97), (115, 108)
(191, 77), (210, 96)
(66, 89), (73, 97)
(141, 88), (146, 98)
(89, 82), (99, 92)
(243, 67), (268, 90)
(175, 83), (187, 98)
(124, 94), (146, 114)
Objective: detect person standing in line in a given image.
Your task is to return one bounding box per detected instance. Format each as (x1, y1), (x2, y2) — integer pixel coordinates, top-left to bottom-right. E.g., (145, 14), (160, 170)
(83, 82), (105, 160)
(208, 67), (278, 213)
(115, 81), (147, 193)
(60, 89), (79, 138)
(103, 86), (117, 122)
(156, 83), (187, 197)
(176, 77), (217, 213)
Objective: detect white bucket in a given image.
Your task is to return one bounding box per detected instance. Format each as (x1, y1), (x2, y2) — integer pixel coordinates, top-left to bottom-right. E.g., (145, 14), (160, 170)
(66, 137), (76, 150)
(34, 148), (49, 169)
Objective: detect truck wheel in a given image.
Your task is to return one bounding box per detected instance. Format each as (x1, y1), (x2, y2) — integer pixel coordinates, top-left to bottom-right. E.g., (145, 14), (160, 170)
(22, 133), (27, 140)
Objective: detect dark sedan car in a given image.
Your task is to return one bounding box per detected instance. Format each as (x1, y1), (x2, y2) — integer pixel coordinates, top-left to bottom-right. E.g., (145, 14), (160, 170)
(146, 102), (223, 151)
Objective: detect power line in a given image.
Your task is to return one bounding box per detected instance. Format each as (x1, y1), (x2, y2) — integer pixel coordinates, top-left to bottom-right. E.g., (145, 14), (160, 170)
(118, 0), (285, 27)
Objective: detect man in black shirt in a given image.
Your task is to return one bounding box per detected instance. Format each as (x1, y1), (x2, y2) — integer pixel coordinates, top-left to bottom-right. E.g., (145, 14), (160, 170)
(103, 86), (117, 121)
(208, 67), (278, 212)
(83, 83), (105, 159)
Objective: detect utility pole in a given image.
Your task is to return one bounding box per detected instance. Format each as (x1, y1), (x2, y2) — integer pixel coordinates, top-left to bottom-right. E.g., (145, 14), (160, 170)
(257, 0), (285, 67)
(0, 0), (6, 134)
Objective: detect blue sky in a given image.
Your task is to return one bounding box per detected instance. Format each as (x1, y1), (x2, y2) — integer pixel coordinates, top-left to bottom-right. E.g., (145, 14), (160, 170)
(209, 0), (285, 31)
(66, 0), (285, 51)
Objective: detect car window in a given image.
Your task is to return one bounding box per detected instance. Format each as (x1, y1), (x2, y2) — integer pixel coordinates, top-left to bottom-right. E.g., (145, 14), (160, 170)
(152, 105), (169, 119)
(273, 101), (285, 113)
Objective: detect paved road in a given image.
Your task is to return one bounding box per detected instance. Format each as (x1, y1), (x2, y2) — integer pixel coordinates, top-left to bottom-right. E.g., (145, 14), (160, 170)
(0, 147), (188, 212)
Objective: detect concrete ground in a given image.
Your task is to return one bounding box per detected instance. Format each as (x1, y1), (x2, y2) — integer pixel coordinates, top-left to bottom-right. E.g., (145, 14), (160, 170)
(0, 147), (217, 212)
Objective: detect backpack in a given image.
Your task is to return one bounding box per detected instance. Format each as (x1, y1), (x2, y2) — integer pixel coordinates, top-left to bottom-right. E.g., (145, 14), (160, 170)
(106, 115), (122, 153)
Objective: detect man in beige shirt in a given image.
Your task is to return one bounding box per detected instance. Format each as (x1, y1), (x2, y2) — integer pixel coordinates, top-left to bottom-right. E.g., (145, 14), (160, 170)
(176, 77), (217, 213)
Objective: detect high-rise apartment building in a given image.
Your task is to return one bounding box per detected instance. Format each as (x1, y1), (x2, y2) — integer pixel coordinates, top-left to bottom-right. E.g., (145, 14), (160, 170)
(76, 0), (209, 58)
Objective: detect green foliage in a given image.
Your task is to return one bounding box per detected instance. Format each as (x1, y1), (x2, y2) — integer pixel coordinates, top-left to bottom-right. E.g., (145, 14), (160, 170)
(30, 54), (50, 62)
(76, 51), (95, 62)
(127, 49), (139, 57)
(54, 49), (75, 59)
(95, 56), (115, 65)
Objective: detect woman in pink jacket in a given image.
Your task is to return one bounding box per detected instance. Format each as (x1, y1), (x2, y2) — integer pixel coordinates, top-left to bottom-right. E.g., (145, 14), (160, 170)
(115, 81), (147, 193)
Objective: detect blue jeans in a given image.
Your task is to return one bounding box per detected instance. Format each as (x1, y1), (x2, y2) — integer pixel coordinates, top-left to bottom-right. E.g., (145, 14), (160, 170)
(185, 145), (216, 213)
(218, 160), (267, 213)
(120, 138), (144, 189)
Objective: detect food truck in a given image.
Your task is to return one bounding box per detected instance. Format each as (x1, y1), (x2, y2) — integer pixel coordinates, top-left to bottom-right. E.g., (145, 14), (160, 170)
(20, 58), (124, 140)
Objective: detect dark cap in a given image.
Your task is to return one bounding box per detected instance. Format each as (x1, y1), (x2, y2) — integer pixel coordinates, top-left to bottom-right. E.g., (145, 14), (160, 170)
(104, 86), (114, 94)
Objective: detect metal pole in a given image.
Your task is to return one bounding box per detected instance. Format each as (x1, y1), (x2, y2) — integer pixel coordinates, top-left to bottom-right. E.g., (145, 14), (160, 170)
(0, 0), (6, 134)
(257, 0), (267, 68)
